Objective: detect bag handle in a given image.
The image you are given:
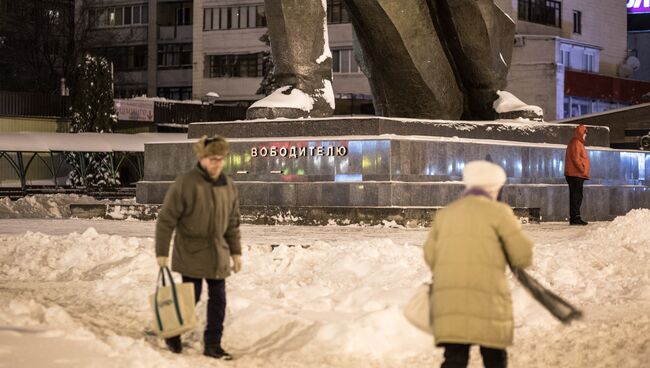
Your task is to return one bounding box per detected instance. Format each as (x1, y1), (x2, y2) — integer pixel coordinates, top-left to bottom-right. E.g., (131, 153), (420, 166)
(154, 266), (185, 332)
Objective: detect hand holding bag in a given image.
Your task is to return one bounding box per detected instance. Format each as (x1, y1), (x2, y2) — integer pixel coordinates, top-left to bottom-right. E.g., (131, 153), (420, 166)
(403, 282), (433, 335)
(150, 266), (198, 338)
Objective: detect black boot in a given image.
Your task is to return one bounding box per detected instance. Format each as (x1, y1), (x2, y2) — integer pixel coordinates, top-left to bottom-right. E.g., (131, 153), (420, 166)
(570, 218), (588, 226)
(204, 345), (233, 360)
(165, 336), (182, 353)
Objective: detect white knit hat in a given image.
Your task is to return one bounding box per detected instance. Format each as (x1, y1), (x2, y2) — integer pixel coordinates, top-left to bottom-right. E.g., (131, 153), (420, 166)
(462, 160), (507, 191)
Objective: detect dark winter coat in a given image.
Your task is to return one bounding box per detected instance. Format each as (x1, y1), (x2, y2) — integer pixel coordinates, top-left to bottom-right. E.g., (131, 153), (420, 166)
(155, 165), (241, 279)
(564, 125), (590, 179)
(423, 194), (534, 349)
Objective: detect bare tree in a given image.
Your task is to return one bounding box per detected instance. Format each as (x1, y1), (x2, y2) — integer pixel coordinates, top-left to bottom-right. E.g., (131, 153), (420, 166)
(0, 0), (114, 94)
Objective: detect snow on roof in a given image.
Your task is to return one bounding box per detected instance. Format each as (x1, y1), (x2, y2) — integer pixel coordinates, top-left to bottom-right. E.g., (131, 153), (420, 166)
(0, 133), (51, 152)
(0, 132), (188, 153)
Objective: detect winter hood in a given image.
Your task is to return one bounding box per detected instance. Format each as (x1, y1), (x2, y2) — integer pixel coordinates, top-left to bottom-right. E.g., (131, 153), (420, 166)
(573, 124), (587, 143)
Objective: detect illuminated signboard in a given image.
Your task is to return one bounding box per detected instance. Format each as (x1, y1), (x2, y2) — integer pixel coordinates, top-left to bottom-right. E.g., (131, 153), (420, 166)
(628, 0), (650, 14)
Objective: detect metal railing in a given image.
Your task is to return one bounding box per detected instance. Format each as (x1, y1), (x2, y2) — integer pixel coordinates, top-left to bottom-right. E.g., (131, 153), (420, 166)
(0, 91), (70, 118)
(154, 102), (247, 126)
(518, 0), (562, 28)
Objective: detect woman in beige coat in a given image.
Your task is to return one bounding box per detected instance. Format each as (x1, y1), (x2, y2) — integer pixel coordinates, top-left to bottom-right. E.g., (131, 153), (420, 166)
(423, 161), (534, 368)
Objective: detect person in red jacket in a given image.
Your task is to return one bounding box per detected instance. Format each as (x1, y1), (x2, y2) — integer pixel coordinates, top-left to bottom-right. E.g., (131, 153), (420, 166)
(564, 124), (590, 225)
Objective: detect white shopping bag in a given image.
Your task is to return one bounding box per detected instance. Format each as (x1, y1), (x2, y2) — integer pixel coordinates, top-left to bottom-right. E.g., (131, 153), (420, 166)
(403, 282), (433, 335)
(150, 267), (198, 338)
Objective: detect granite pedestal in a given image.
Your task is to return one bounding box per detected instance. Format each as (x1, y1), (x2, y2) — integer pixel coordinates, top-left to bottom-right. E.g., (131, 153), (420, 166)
(137, 118), (649, 222)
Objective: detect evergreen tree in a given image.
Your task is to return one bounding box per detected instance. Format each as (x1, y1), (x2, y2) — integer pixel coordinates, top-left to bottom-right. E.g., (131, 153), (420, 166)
(70, 55), (117, 133)
(67, 54), (120, 188)
(256, 31), (278, 96)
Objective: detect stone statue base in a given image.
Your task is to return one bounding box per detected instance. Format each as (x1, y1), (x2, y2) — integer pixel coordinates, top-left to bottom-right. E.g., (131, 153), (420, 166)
(136, 118), (650, 222)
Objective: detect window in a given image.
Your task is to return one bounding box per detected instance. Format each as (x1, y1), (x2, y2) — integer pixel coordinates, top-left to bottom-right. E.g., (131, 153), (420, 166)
(561, 49), (571, 68)
(518, 0), (561, 28)
(89, 5), (148, 28)
(585, 53), (595, 72)
(46, 9), (61, 25)
(208, 54), (265, 77)
(158, 44), (192, 68)
(203, 8), (212, 30)
(563, 96), (592, 118)
(327, 0), (350, 24)
(332, 49), (361, 74)
(94, 46), (148, 71)
(157, 87), (192, 101)
(204, 5), (266, 30)
(573, 10), (582, 34)
(177, 7), (191, 26)
(115, 87), (147, 99)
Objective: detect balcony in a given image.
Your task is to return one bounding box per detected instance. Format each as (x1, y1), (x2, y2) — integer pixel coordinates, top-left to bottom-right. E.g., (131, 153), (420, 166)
(158, 25), (192, 41)
(518, 0), (562, 28)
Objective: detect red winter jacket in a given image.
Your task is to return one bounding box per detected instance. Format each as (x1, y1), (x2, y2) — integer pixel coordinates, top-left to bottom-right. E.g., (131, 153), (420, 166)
(564, 125), (590, 179)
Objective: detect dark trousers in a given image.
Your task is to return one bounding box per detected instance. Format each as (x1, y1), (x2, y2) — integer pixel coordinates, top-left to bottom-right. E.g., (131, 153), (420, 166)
(182, 275), (226, 348)
(441, 343), (507, 368)
(565, 176), (585, 221)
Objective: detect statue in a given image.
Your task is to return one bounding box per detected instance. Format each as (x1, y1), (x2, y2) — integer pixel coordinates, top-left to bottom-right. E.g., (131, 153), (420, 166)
(246, 0), (541, 121)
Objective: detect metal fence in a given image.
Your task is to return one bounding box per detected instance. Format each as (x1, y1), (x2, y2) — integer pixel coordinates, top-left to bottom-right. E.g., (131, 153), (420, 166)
(154, 102), (247, 126)
(0, 91), (70, 118)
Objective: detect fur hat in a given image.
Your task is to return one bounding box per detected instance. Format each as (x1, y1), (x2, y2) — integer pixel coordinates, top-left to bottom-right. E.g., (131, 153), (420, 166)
(462, 160), (507, 192)
(194, 135), (229, 158)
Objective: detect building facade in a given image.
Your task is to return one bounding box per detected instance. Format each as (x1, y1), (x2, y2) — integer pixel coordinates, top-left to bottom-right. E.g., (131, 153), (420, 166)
(81, 0), (372, 112)
(83, 0), (645, 121)
(497, 0), (644, 121)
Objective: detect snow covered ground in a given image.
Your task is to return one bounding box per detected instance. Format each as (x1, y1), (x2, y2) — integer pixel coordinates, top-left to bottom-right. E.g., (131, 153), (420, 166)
(1, 210), (650, 367)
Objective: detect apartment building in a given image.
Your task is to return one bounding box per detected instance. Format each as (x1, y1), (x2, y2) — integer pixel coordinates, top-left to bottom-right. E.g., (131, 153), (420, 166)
(84, 1), (643, 121)
(193, 0), (372, 113)
(81, 0), (371, 112)
(81, 0), (193, 100)
(499, 0), (650, 121)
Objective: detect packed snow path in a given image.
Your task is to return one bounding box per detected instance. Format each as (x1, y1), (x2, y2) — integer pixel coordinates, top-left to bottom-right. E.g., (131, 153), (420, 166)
(1, 212), (649, 367)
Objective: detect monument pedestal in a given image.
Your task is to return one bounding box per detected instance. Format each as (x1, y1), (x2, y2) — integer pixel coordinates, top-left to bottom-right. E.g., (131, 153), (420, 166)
(136, 118), (649, 222)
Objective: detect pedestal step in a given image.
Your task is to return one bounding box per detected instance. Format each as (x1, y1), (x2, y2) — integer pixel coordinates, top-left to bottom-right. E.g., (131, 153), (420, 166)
(69, 203), (541, 225)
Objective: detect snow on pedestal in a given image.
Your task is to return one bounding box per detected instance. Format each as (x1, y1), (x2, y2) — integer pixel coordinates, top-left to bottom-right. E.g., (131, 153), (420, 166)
(494, 90), (544, 122)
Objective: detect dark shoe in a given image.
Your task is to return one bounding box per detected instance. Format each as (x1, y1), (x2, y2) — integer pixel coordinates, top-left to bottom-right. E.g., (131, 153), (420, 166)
(204, 346), (233, 360)
(165, 336), (182, 354)
(570, 218), (588, 225)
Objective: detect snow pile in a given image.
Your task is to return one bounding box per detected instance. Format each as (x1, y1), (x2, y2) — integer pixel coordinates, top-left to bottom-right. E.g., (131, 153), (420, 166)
(0, 299), (189, 368)
(1, 210), (650, 366)
(510, 210), (650, 367)
(0, 228), (151, 283)
(228, 239), (432, 360)
(493, 90), (543, 116)
(0, 194), (103, 219)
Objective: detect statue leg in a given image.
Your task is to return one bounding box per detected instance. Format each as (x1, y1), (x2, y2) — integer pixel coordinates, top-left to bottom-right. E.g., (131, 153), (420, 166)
(344, 0), (464, 119)
(246, 0), (334, 119)
(433, 0), (540, 119)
